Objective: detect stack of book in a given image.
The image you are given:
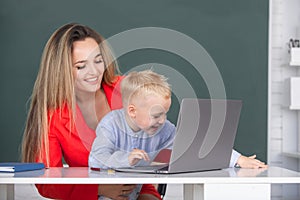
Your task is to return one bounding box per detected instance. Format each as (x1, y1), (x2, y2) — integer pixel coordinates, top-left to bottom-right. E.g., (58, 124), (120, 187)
(0, 162), (45, 173)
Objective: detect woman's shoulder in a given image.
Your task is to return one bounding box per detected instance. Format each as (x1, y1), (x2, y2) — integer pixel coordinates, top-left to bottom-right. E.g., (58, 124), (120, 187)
(102, 75), (124, 89)
(102, 75), (124, 110)
(49, 103), (71, 119)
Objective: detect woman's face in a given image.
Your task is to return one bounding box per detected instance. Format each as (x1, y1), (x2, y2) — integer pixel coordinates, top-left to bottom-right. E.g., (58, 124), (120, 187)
(72, 37), (105, 94)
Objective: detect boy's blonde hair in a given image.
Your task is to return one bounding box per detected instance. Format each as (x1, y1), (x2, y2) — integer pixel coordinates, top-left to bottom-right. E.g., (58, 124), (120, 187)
(121, 70), (171, 106)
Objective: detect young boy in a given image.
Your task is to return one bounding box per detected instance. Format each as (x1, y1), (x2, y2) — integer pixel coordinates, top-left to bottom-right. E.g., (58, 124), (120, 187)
(89, 70), (268, 199)
(89, 70), (175, 199)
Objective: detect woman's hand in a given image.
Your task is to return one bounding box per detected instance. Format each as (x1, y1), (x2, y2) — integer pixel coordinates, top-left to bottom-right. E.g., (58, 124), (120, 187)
(98, 184), (137, 200)
(237, 154), (268, 169)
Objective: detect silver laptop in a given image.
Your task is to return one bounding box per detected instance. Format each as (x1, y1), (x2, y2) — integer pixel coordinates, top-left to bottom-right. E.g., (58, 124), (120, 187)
(115, 98), (242, 174)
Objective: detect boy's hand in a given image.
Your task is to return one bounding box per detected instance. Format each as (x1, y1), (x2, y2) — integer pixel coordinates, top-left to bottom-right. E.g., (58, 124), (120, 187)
(237, 154), (268, 169)
(128, 148), (150, 166)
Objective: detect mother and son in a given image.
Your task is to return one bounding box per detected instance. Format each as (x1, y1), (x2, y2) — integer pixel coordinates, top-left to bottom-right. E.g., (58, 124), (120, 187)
(22, 23), (267, 200)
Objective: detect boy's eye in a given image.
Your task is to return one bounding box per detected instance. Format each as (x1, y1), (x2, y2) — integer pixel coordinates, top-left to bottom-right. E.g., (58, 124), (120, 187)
(152, 113), (165, 119)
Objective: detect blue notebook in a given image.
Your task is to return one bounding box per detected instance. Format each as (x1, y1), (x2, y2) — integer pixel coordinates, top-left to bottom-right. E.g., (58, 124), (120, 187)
(0, 162), (45, 173)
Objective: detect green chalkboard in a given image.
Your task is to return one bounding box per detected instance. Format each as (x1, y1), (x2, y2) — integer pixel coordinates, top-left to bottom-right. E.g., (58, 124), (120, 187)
(0, 0), (269, 162)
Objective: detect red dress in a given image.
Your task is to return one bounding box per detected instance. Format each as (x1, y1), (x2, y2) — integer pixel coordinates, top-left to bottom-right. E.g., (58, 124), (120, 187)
(36, 76), (161, 200)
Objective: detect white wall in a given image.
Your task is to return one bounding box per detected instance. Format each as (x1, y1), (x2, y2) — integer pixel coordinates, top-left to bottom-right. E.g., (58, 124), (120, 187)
(269, 0), (300, 199)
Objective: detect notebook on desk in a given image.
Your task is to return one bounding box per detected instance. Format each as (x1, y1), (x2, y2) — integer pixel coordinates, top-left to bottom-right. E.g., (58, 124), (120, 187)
(115, 98), (242, 174)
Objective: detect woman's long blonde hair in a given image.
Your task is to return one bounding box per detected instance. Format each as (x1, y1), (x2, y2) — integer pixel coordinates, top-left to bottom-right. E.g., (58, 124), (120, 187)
(22, 23), (119, 165)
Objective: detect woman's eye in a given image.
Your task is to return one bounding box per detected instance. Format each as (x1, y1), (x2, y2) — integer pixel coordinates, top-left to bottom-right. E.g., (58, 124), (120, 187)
(95, 59), (103, 64)
(95, 54), (104, 64)
(76, 65), (86, 70)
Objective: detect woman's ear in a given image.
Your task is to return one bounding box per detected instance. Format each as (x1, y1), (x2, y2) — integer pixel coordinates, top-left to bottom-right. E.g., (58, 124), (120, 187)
(127, 104), (136, 118)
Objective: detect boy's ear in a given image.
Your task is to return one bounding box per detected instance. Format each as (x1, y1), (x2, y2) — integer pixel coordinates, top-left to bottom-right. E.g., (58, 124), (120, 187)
(127, 104), (136, 118)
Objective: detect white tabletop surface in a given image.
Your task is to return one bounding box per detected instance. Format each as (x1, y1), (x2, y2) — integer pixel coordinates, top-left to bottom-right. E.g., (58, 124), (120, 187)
(1, 166), (300, 185)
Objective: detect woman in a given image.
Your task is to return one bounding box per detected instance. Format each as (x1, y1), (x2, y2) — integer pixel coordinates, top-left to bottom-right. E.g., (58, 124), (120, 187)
(22, 23), (161, 200)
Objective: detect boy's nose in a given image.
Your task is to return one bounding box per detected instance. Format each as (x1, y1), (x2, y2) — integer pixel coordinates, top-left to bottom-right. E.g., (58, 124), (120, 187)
(158, 116), (165, 124)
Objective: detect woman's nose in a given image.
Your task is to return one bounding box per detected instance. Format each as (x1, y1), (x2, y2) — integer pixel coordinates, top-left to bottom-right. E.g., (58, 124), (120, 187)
(88, 63), (98, 74)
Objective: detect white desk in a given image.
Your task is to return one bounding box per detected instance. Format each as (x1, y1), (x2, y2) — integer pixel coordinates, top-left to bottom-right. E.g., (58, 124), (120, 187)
(0, 166), (300, 200)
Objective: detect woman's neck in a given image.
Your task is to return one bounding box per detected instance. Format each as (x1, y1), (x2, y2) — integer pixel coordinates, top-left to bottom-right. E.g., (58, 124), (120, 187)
(75, 90), (97, 105)
(76, 89), (111, 130)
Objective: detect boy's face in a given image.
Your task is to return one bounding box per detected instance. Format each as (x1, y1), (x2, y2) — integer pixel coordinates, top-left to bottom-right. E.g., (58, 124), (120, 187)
(128, 94), (171, 135)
